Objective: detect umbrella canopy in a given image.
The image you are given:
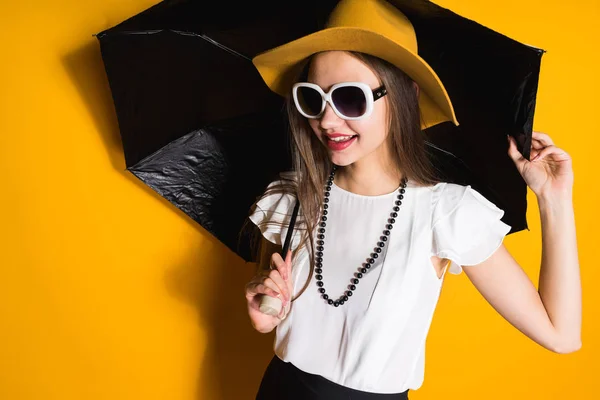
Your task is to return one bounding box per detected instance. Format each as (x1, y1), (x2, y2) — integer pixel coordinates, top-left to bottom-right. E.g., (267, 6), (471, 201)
(95, 0), (545, 262)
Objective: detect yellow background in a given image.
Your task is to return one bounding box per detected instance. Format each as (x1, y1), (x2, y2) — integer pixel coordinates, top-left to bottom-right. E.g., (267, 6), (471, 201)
(0, 0), (597, 398)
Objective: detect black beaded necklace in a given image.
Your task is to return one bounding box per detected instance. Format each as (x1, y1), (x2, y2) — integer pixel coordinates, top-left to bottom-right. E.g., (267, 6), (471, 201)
(314, 165), (408, 307)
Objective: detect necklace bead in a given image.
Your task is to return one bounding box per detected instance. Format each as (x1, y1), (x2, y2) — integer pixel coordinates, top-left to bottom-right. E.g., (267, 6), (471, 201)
(315, 165), (408, 307)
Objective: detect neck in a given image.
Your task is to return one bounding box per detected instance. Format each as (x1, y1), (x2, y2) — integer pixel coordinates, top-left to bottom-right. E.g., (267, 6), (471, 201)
(334, 159), (403, 196)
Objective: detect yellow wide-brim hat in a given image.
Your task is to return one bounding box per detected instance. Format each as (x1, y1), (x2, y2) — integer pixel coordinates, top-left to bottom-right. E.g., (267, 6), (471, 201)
(252, 0), (459, 130)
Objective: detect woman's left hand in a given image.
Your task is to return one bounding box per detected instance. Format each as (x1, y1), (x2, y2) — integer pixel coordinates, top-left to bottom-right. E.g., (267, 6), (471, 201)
(507, 131), (574, 198)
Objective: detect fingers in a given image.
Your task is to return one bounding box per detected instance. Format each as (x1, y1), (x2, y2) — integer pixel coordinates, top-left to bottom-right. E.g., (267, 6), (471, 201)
(271, 252), (292, 301)
(267, 268), (290, 303)
(270, 250), (294, 306)
(285, 249), (292, 281)
(245, 279), (280, 300)
(532, 136), (553, 154)
(509, 131), (559, 163)
(277, 298), (291, 320)
(532, 131), (554, 147)
(531, 139), (546, 150)
(529, 131), (561, 163)
(284, 249), (294, 301)
(532, 145), (570, 162)
(245, 250), (294, 312)
(271, 251), (291, 282)
(507, 135), (526, 169)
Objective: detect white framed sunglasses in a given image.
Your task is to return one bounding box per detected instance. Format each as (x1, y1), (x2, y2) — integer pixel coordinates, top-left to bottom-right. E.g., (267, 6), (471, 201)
(292, 82), (388, 120)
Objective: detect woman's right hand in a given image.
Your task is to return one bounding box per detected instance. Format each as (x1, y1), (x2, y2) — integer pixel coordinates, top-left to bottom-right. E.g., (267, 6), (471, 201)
(245, 250), (293, 333)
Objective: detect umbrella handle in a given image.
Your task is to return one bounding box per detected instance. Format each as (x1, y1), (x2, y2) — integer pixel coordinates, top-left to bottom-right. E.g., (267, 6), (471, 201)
(259, 296), (283, 317)
(259, 197), (300, 317)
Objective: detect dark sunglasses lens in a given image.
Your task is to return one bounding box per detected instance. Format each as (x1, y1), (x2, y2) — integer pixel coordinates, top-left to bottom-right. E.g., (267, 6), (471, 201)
(297, 87), (323, 116)
(332, 86), (367, 118)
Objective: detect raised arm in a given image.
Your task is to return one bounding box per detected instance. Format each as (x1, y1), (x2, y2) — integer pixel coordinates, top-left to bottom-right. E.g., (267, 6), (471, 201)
(459, 131), (581, 353)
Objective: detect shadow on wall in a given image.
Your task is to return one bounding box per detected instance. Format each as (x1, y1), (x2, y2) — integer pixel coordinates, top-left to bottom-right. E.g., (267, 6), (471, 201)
(163, 241), (274, 399)
(61, 39), (275, 400)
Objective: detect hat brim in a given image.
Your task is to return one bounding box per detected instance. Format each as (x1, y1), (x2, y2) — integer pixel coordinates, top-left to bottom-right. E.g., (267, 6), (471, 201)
(252, 27), (459, 130)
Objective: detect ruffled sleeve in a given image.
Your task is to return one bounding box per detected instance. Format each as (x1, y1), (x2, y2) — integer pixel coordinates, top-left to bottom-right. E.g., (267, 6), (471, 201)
(431, 183), (512, 275)
(248, 171), (303, 249)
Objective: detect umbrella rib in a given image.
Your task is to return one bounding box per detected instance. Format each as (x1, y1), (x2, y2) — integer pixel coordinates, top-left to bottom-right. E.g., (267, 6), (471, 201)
(95, 29), (251, 60)
(424, 141), (457, 158)
(171, 30), (251, 61)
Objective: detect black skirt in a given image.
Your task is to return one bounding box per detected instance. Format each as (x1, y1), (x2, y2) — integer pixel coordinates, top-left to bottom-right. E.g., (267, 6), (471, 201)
(256, 355), (410, 400)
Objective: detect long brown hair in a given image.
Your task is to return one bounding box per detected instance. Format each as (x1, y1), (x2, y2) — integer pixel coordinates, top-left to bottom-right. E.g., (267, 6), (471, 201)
(241, 51), (440, 300)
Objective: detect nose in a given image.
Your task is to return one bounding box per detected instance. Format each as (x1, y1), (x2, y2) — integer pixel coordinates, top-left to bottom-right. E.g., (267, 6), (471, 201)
(319, 102), (344, 131)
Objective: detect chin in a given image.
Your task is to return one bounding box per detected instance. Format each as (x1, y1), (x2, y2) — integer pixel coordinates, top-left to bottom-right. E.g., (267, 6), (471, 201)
(328, 153), (359, 167)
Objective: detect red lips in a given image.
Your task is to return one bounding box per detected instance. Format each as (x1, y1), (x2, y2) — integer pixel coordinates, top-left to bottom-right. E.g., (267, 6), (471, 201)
(325, 134), (357, 151)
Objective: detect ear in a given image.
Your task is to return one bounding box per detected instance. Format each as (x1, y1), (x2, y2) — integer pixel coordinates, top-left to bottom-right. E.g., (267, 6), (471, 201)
(412, 81), (420, 97)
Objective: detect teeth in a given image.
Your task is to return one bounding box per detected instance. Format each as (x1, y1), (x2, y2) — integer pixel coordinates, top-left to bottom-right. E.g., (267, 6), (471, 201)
(330, 136), (355, 142)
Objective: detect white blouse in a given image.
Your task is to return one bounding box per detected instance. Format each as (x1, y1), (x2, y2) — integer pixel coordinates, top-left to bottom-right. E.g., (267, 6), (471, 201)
(248, 171), (511, 393)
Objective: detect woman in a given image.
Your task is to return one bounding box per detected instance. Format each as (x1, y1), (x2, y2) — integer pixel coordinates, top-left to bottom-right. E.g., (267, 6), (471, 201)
(243, 0), (581, 398)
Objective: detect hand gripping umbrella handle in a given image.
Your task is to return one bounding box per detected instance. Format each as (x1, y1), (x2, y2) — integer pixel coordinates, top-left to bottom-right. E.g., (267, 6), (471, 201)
(259, 197), (300, 317)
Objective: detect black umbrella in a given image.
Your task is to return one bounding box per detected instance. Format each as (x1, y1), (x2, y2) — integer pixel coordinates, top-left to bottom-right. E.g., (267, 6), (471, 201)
(94, 0), (544, 263)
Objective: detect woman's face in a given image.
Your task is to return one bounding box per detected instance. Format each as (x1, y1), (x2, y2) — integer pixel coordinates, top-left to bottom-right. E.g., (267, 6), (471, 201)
(306, 51), (390, 168)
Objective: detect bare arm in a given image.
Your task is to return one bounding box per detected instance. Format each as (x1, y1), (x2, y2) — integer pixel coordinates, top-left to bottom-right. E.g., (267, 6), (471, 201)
(463, 209), (581, 354)
(461, 131), (581, 353)
(537, 192), (581, 350)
